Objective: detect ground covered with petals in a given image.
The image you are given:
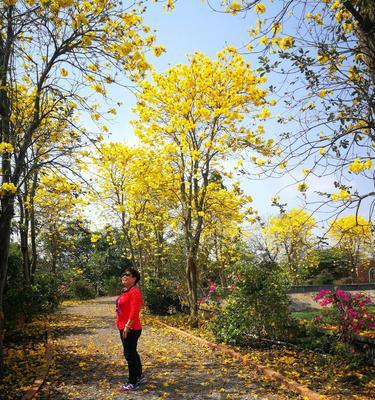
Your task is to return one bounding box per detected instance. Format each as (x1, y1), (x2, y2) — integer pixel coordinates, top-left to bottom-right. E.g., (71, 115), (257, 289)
(157, 314), (375, 400)
(1, 319), (48, 399)
(5, 297), (303, 400)
(3, 297), (374, 400)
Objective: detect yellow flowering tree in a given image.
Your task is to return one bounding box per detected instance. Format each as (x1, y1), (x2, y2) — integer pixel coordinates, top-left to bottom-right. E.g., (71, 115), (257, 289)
(0, 0), (160, 373)
(199, 177), (252, 289)
(13, 85), (86, 289)
(133, 50), (274, 323)
(210, 1), (375, 218)
(328, 214), (373, 281)
(34, 172), (84, 275)
(93, 143), (178, 280)
(265, 208), (318, 284)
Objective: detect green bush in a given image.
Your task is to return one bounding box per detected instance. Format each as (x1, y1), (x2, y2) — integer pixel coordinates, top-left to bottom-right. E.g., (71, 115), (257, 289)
(102, 276), (122, 296)
(69, 278), (96, 300)
(209, 259), (295, 345)
(4, 245), (59, 323)
(308, 269), (335, 285)
(143, 277), (182, 315)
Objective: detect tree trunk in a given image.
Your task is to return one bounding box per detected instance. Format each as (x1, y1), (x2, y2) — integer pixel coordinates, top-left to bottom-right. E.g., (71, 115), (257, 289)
(0, 197), (14, 376)
(185, 252), (198, 327)
(154, 228), (164, 276)
(30, 206), (37, 283)
(18, 193), (31, 288)
(30, 170), (38, 283)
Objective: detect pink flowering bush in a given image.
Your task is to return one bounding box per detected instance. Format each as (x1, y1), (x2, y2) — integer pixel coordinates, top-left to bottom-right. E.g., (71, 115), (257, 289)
(313, 289), (375, 344)
(199, 280), (237, 309)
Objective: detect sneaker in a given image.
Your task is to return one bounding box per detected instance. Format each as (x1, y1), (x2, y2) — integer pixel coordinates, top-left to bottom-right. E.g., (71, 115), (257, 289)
(118, 382), (139, 392)
(137, 373), (147, 384)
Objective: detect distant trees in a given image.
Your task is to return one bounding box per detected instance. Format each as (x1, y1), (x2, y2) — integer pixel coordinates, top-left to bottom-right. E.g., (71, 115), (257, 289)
(328, 215), (373, 280)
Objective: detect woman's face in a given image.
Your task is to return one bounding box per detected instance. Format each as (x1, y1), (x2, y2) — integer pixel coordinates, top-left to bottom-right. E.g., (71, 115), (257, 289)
(122, 271), (136, 288)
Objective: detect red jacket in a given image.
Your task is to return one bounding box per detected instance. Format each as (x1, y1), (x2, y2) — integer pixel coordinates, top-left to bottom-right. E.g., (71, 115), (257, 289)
(116, 286), (142, 330)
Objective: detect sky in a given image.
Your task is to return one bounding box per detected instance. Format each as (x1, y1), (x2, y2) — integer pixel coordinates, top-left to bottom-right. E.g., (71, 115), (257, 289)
(93, 1), (373, 229)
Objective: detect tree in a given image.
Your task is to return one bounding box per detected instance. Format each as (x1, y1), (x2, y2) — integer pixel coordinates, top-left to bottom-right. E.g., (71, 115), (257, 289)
(93, 142), (178, 280)
(199, 179), (250, 288)
(207, 1), (374, 219)
(34, 171), (84, 276)
(13, 85), (84, 289)
(133, 49), (275, 324)
(328, 214), (373, 281)
(264, 208), (318, 283)
(0, 0), (159, 374)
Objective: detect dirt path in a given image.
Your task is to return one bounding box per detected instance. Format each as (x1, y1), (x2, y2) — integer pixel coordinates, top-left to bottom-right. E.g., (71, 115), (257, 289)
(37, 297), (302, 400)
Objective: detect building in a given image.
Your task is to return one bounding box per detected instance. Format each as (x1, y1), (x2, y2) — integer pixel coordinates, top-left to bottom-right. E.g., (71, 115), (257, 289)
(357, 259), (375, 283)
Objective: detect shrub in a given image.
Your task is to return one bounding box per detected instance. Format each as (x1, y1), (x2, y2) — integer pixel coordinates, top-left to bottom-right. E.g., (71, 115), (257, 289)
(210, 259), (295, 345)
(69, 278), (96, 300)
(143, 277), (182, 315)
(308, 269), (335, 285)
(4, 245), (59, 324)
(313, 289), (375, 343)
(102, 276), (122, 296)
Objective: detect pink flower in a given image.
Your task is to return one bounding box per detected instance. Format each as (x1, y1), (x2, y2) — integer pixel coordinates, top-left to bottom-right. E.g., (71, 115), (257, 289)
(208, 282), (217, 294)
(313, 289), (331, 302)
(334, 289), (349, 301)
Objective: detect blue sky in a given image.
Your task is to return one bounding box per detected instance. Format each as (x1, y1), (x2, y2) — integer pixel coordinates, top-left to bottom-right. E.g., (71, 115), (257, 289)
(105, 2), (293, 219)
(97, 1), (372, 228)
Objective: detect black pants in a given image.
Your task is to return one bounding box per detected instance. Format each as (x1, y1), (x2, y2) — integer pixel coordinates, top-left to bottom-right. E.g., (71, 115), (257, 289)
(119, 329), (142, 384)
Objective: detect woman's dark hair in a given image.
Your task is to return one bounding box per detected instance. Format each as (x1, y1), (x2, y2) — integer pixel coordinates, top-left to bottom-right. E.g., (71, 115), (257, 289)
(123, 268), (141, 284)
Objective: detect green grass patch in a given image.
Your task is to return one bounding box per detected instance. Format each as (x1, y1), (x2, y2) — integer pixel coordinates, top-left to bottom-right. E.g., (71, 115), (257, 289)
(292, 303), (374, 322)
(291, 309), (320, 321)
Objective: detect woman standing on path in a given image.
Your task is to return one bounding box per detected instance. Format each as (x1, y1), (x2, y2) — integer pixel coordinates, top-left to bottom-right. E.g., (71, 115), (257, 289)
(116, 268), (145, 391)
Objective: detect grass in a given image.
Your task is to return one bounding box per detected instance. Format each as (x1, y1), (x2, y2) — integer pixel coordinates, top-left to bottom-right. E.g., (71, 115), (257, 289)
(292, 304), (375, 323)
(291, 309), (320, 321)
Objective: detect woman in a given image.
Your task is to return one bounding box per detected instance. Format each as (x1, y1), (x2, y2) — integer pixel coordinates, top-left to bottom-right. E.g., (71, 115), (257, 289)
(116, 268), (145, 391)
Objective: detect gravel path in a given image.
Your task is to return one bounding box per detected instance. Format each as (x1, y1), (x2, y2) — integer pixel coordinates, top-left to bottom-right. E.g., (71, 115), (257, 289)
(37, 297), (302, 400)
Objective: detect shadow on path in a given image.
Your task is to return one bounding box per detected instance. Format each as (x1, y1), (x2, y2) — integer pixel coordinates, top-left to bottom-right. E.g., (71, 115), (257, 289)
(37, 297), (302, 400)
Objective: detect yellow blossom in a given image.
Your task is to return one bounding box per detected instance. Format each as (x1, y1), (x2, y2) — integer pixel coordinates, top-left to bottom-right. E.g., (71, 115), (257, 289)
(271, 22), (282, 34)
(153, 45), (166, 57)
(0, 182), (17, 196)
(314, 13), (323, 24)
(348, 158), (372, 174)
(254, 4), (266, 14)
(0, 142), (14, 153)
(259, 107), (270, 119)
(318, 89), (331, 98)
(229, 2), (241, 14)
(58, 0), (73, 7)
(279, 36), (294, 50)
(259, 36), (269, 46)
(317, 54), (329, 64)
(331, 189), (351, 201)
(302, 168), (310, 176)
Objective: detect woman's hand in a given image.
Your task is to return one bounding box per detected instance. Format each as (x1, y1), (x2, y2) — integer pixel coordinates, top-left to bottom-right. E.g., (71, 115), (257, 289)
(122, 325), (130, 339)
